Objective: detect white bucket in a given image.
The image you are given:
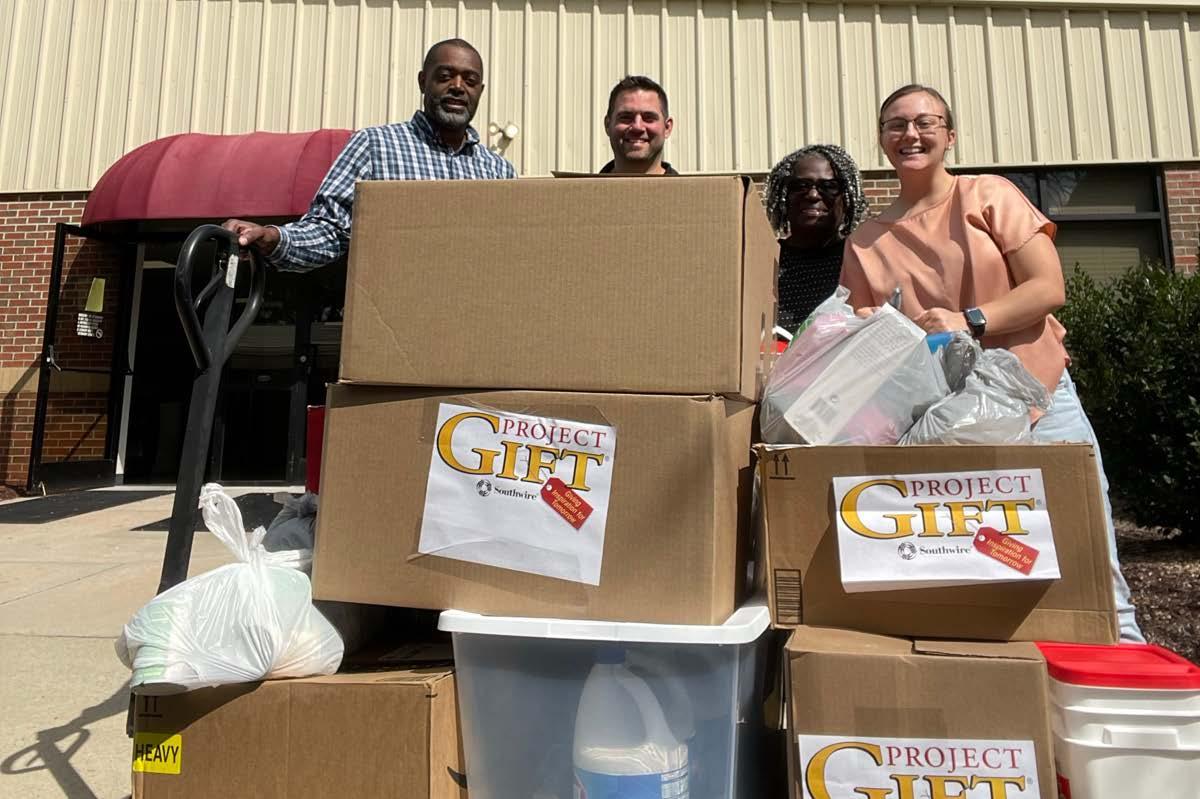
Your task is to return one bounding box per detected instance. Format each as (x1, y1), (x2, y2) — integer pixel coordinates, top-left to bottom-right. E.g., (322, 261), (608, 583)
(1037, 642), (1200, 799)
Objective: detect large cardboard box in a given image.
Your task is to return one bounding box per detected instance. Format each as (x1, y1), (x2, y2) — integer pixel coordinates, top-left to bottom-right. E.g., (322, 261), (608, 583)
(313, 384), (754, 624)
(786, 626), (1056, 799)
(131, 650), (463, 799)
(340, 176), (777, 400)
(757, 444), (1118, 643)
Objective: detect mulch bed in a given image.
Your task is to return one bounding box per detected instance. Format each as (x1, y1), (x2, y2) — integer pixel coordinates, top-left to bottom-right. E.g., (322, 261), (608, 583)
(1117, 519), (1200, 663)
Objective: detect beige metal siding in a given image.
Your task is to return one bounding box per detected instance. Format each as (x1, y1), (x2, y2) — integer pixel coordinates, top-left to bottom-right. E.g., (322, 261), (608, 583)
(3, 0), (1200, 192)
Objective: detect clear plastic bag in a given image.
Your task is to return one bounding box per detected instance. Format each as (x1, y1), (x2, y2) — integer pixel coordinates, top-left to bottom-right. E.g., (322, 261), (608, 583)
(116, 484), (343, 694)
(760, 288), (950, 445)
(902, 338), (1052, 444)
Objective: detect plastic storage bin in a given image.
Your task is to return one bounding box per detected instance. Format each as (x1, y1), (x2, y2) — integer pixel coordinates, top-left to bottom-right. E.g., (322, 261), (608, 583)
(1036, 642), (1200, 799)
(439, 599), (771, 799)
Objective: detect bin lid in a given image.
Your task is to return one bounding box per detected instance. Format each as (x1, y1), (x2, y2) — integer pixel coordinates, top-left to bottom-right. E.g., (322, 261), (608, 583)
(438, 597), (770, 645)
(1036, 642), (1200, 689)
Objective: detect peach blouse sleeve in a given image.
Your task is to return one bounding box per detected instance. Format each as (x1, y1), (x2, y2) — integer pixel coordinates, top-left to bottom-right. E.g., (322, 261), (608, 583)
(977, 175), (1057, 254)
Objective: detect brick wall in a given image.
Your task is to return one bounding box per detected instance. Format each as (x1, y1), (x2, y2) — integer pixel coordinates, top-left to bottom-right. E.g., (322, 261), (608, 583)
(860, 170), (901, 215)
(0, 191), (126, 490)
(1164, 165), (1199, 275)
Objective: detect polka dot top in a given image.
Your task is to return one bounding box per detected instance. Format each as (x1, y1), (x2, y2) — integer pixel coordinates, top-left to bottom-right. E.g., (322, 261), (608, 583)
(776, 240), (846, 332)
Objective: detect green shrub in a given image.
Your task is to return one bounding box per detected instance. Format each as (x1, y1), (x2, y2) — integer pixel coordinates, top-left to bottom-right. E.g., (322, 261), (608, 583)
(1057, 263), (1200, 538)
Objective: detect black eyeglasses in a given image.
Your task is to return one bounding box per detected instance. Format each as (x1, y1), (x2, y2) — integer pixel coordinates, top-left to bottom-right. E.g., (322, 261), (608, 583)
(786, 178), (843, 198)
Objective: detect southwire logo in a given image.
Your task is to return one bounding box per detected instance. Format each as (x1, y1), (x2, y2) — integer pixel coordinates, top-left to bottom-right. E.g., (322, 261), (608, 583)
(476, 479), (537, 501)
(897, 542), (917, 560)
(493, 486), (539, 501)
(920, 545), (974, 555)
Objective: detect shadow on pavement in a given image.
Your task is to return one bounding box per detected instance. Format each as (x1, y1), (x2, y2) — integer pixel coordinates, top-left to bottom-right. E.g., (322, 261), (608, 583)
(1, 682), (130, 799)
(132, 491), (294, 532)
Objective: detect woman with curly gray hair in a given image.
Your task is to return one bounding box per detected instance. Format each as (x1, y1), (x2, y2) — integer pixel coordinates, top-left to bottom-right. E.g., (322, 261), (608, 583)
(763, 144), (867, 330)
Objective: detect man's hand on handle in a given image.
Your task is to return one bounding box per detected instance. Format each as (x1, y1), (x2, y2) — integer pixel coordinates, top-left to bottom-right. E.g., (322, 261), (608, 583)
(222, 219), (281, 258)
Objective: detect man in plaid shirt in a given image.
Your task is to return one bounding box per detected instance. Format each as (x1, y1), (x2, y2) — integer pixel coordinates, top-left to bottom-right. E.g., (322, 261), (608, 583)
(224, 38), (515, 272)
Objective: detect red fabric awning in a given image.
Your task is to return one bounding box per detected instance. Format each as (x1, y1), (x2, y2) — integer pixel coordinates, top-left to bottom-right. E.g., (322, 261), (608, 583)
(82, 129), (353, 225)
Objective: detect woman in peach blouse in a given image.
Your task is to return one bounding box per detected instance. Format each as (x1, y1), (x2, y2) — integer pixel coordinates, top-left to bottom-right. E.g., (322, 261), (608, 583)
(840, 84), (1143, 642)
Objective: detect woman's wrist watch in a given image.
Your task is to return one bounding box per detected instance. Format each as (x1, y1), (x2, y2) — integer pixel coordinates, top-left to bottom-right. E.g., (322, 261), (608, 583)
(963, 307), (987, 339)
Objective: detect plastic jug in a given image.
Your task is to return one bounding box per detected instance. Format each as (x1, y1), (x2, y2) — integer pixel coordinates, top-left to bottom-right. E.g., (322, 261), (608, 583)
(574, 646), (690, 798)
(627, 650), (697, 750)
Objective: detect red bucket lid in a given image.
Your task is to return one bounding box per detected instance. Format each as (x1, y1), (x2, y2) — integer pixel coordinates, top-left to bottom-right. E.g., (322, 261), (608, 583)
(1036, 642), (1200, 689)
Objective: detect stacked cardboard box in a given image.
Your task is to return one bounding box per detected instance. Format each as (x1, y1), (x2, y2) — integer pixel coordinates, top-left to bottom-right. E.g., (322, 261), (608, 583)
(756, 443), (1119, 643)
(311, 176), (779, 625)
(131, 643), (463, 799)
(135, 174), (1126, 798)
(755, 438), (1120, 798)
(785, 627), (1056, 799)
(131, 176), (780, 797)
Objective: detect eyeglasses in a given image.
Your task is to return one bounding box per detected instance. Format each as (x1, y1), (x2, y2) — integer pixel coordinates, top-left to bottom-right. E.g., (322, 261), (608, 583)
(880, 114), (948, 136)
(786, 178), (844, 198)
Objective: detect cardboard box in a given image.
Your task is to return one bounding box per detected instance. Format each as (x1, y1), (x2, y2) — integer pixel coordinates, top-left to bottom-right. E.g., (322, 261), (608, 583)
(757, 444), (1118, 643)
(131, 647), (463, 799)
(340, 176), (777, 400)
(313, 384), (754, 624)
(786, 626), (1055, 799)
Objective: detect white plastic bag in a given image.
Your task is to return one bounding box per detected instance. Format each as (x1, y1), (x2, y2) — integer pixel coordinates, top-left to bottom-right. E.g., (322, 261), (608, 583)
(761, 288), (949, 445)
(116, 484), (343, 694)
(902, 338), (1052, 444)
(261, 491), (388, 654)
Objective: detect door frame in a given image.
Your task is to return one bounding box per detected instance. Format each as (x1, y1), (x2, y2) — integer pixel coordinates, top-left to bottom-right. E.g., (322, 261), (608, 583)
(25, 224), (133, 493)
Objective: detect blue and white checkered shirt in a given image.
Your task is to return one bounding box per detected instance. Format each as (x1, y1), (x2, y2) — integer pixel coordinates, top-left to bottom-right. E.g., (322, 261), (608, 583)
(268, 111), (516, 271)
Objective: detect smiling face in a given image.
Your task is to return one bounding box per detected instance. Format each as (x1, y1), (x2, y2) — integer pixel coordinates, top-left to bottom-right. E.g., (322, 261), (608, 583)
(785, 154), (846, 246)
(604, 89), (673, 168)
(878, 90), (957, 174)
(419, 44), (484, 131)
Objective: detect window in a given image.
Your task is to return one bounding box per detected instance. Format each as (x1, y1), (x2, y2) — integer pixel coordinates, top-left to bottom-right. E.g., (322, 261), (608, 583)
(965, 165), (1170, 283)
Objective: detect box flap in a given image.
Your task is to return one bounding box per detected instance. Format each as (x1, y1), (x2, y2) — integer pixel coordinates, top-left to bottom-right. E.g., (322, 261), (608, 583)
(785, 625), (911, 656)
(299, 667), (454, 687)
(913, 640), (1044, 661)
(740, 175), (779, 401)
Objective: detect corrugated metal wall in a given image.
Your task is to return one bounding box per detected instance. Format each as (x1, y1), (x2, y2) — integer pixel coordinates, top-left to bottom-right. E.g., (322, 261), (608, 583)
(3, 0), (1199, 190)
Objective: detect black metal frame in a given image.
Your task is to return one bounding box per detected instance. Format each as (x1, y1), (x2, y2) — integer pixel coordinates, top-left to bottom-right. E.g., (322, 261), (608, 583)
(158, 224), (264, 593)
(26, 223), (133, 494)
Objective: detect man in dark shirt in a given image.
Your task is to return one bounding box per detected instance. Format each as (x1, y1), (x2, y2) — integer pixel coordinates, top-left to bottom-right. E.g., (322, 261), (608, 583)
(599, 76), (679, 175)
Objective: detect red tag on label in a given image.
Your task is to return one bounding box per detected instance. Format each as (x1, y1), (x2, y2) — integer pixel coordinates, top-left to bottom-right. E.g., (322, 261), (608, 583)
(541, 477), (593, 530)
(1056, 773), (1071, 799)
(972, 526), (1038, 574)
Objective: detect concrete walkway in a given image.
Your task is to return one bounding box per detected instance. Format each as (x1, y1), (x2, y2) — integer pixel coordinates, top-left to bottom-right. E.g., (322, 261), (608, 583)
(0, 486), (296, 799)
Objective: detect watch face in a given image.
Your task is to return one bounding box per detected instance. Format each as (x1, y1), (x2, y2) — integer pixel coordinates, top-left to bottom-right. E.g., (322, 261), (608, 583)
(966, 308), (986, 333)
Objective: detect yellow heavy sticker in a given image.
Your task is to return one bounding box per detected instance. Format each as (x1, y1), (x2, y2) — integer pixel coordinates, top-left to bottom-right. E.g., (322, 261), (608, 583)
(132, 733), (182, 775)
